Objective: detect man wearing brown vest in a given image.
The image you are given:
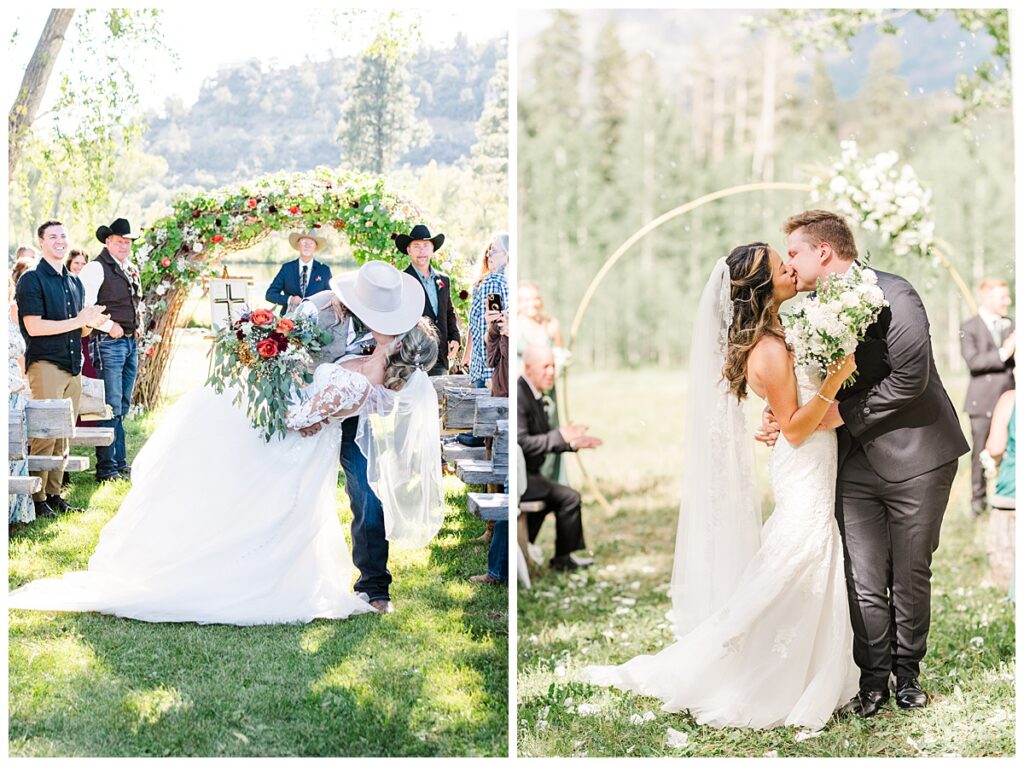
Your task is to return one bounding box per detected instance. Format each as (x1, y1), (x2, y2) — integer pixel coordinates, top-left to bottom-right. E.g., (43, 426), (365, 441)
(79, 218), (143, 482)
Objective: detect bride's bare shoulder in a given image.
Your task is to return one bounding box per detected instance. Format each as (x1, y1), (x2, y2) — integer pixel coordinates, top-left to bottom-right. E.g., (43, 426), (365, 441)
(747, 335), (790, 371)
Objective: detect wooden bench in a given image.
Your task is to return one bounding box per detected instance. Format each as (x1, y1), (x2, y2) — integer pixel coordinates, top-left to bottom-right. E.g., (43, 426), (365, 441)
(442, 387), (491, 430)
(431, 374), (471, 399)
(442, 442), (488, 463)
(26, 455), (90, 473)
(456, 459), (507, 487)
(9, 414), (27, 461)
(24, 399), (75, 440)
(9, 476), (42, 496)
(490, 420), (509, 471)
(70, 427), (115, 447)
(9, 398), (110, 498)
(517, 500), (546, 587)
(472, 397), (508, 437)
(467, 492), (509, 522)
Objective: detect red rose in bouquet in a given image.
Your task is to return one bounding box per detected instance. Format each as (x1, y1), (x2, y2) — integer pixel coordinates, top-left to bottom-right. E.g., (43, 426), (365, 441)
(275, 318), (296, 334)
(250, 308), (275, 326)
(211, 234), (224, 243)
(256, 339), (279, 358)
(247, 198), (258, 209)
(161, 257), (171, 268)
(269, 331), (289, 351)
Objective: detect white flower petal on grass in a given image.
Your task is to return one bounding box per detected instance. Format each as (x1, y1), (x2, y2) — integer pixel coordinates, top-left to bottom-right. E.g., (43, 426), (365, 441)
(985, 708), (1009, 725)
(795, 729), (824, 742)
(969, 636), (985, 650)
(665, 728), (690, 749)
(576, 703), (599, 717)
(630, 711), (657, 726)
(765, 750), (779, 758)
(554, 665), (566, 677)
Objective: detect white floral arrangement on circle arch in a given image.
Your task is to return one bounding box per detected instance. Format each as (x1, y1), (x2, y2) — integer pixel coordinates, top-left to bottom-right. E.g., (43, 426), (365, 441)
(810, 139), (936, 259)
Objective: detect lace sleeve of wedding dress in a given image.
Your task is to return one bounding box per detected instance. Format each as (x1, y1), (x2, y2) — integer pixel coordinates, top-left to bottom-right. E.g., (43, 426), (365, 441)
(669, 257), (763, 639)
(284, 364), (371, 430)
(355, 369), (446, 550)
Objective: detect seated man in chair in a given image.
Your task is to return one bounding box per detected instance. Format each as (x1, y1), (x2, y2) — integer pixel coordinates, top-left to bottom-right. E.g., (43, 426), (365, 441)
(517, 345), (602, 570)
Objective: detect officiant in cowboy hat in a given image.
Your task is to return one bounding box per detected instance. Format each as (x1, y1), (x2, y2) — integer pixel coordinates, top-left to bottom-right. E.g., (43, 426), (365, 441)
(78, 217), (143, 483)
(265, 228), (333, 316)
(398, 224), (461, 375)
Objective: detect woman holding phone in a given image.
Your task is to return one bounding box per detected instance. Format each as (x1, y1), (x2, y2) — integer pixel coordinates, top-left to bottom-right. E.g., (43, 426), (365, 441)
(462, 233), (509, 390)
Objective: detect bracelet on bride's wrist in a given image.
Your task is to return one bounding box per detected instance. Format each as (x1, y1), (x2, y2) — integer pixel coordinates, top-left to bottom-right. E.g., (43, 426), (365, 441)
(815, 390), (835, 405)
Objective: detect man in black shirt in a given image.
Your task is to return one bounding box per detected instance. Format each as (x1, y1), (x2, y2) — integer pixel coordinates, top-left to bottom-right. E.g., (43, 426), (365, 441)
(16, 220), (105, 517)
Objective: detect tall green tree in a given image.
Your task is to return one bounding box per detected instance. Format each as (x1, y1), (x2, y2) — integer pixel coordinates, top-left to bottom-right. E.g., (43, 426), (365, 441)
(8, 9), (170, 222)
(338, 41), (430, 174)
(592, 19), (630, 185)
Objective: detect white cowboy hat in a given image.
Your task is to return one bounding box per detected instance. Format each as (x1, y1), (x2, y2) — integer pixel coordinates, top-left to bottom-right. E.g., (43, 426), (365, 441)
(329, 261), (424, 335)
(288, 229), (327, 253)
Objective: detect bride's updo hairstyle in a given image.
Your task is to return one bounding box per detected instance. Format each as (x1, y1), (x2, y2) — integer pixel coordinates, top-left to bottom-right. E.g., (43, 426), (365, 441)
(722, 242), (786, 401)
(383, 317), (439, 391)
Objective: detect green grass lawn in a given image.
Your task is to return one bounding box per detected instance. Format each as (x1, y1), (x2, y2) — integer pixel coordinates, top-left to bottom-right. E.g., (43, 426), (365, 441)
(517, 368), (1015, 757)
(9, 395), (508, 756)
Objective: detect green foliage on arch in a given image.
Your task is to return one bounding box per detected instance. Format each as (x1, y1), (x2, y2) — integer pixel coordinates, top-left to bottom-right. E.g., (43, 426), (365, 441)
(131, 166), (469, 356)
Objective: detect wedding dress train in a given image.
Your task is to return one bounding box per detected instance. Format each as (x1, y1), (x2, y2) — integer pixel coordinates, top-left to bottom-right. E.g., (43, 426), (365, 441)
(7, 364), (380, 625)
(582, 366), (859, 730)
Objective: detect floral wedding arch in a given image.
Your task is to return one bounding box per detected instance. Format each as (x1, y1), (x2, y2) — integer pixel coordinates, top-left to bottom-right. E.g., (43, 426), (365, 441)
(129, 167), (459, 408)
(564, 140), (973, 513)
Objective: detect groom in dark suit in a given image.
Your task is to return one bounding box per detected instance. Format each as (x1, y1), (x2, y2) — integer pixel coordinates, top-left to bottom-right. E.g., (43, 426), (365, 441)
(765, 210), (969, 718)
(959, 278), (1015, 516)
(397, 225), (460, 375)
(265, 229), (332, 315)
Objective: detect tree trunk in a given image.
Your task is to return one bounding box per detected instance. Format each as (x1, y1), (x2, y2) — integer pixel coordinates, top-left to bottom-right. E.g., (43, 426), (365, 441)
(8, 8), (75, 180)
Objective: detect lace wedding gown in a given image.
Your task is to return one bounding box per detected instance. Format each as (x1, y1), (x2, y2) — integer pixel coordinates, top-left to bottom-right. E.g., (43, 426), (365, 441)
(582, 366), (859, 730)
(7, 363), (381, 625)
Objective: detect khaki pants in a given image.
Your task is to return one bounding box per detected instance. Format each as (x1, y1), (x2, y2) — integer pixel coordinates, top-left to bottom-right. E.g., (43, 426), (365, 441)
(27, 361), (82, 501)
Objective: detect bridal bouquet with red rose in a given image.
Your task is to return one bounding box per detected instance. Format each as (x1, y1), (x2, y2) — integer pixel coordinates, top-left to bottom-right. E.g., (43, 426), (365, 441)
(207, 307), (333, 440)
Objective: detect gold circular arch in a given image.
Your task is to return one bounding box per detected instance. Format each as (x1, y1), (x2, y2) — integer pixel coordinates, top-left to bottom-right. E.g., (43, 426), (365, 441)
(561, 182), (976, 514)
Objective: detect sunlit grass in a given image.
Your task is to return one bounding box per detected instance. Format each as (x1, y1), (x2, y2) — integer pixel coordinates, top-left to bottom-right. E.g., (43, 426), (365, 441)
(9, 404), (508, 757)
(518, 369), (1014, 757)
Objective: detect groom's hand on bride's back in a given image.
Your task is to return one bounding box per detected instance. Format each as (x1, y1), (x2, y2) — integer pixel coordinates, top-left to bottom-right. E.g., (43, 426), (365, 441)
(755, 406), (780, 447)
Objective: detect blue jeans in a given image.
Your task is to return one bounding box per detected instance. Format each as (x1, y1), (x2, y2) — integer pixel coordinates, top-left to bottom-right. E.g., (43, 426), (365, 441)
(340, 418), (391, 601)
(95, 336), (138, 478)
(487, 521), (508, 581)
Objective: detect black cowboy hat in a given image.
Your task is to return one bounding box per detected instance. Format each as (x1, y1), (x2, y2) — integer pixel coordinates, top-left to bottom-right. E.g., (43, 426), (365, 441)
(395, 224), (444, 255)
(95, 218), (140, 244)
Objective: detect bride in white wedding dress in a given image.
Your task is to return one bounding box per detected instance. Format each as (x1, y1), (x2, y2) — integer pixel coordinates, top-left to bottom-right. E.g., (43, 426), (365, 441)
(581, 243), (860, 731)
(8, 266), (443, 627)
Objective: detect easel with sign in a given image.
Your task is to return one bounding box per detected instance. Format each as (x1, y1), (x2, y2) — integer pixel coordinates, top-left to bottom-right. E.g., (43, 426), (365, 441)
(209, 266), (255, 331)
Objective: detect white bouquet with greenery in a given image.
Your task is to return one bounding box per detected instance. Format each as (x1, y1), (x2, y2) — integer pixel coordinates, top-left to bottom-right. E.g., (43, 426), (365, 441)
(784, 265), (888, 387)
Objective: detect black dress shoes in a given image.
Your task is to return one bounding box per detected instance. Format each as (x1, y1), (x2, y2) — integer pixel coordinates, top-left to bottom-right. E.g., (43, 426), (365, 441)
(895, 677), (928, 709)
(550, 553), (594, 571)
(47, 495), (85, 513)
(846, 689), (890, 718)
(34, 499), (57, 518)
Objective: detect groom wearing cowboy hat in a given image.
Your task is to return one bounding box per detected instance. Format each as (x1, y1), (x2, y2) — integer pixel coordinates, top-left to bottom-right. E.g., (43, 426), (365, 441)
(296, 260), (425, 613)
(265, 229), (333, 316)
(79, 217), (143, 483)
(398, 224), (461, 375)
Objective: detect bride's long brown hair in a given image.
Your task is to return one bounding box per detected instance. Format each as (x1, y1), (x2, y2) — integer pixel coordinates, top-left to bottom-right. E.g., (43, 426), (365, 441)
(722, 243), (786, 401)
